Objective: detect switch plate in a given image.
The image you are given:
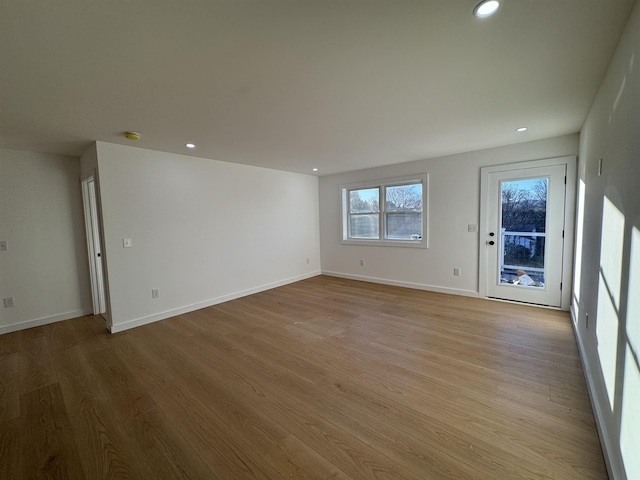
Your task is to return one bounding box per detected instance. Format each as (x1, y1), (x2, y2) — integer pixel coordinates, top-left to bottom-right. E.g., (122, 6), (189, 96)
(454, 267), (461, 276)
(3, 297), (15, 308)
(468, 224), (478, 233)
(359, 259), (365, 266)
(151, 289), (159, 299)
(123, 238), (132, 248)
(0, 240), (6, 251)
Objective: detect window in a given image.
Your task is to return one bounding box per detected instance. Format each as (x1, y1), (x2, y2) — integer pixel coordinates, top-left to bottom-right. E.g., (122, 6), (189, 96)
(341, 174), (428, 248)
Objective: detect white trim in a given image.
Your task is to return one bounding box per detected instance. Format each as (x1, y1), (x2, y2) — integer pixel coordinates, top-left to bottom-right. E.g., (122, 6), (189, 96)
(109, 271), (321, 333)
(0, 309), (93, 335)
(570, 306), (622, 480)
(81, 175), (107, 315)
(322, 270), (479, 298)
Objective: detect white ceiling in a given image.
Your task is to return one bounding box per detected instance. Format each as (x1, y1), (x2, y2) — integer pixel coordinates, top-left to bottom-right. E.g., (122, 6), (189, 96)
(0, 0), (635, 175)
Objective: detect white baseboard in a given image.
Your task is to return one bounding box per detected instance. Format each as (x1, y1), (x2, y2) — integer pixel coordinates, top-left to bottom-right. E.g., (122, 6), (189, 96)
(109, 271), (321, 334)
(570, 305), (624, 480)
(0, 308), (93, 335)
(321, 270), (479, 298)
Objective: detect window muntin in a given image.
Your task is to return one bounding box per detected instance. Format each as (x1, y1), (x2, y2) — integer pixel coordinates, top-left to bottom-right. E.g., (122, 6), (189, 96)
(342, 175), (427, 247)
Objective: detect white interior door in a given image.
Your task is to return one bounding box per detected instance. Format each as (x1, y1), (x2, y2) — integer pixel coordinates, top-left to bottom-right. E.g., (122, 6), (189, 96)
(82, 177), (106, 315)
(483, 163), (567, 307)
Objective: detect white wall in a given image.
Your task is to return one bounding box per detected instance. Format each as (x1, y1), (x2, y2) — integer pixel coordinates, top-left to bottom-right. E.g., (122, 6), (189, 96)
(0, 148), (92, 333)
(319, 134), (578, 296)
(94, 142), (321, 332)
(573, 1), (640, 478)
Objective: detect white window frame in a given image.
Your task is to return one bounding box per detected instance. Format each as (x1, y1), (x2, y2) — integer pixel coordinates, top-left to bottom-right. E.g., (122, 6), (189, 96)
(340, 174), (429, 248)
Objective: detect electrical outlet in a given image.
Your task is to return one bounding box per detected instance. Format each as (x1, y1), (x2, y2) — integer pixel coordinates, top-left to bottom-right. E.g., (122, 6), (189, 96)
(0, 240), (7, 251)
(123, 238), (132, 248)
(3, 297), (15, 308)
(467, 224), (478, 233)
(151, 289), (159, 299)
(359, 259), (365, 266)
(454, 267), (461, 276)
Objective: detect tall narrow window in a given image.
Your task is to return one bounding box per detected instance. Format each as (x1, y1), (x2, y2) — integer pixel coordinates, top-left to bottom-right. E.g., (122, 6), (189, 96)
(341, 174), (428, 248)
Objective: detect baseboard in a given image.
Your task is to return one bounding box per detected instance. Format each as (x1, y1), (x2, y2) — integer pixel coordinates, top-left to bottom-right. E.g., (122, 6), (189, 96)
(109, 271), (321, 334)
(0, 308), (93, 335)
(570, 306), (624, 480)
(321, 270), (479, 298)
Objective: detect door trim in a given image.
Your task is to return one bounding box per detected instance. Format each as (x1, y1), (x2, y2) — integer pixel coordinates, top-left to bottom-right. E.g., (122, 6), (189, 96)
(81, 175), (107, 316)
(479, 156), (576, 310)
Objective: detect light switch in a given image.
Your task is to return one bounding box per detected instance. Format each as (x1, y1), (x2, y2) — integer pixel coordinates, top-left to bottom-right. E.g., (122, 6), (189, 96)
(468, 224), (478, 233)
(123, 238), (132, 248)
(0, 240), (6, 251)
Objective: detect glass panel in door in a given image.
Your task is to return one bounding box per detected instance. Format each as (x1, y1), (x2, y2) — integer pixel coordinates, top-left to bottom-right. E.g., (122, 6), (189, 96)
(499, 178), (548, 288)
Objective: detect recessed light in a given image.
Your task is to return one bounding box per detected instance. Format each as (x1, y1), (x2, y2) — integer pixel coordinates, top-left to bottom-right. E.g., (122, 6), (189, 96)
(185, 143), (196, 149)
(312, 168), (319, 172)
(516, 127), (528, 132)
(473, 0), (501, 18)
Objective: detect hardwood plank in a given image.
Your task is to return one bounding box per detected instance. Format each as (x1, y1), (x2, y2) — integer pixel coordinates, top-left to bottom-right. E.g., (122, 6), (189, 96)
(0, 418), (20, 479)
(21, 383), (84, 480)
(18, 335), (57, 395)
(264, 434), (352, 480)
(1, 276), (607, 479)
(111, 331), (281, 478)
(50, 345), (151, 479)
(0, 352), (20, 422)
(85, 347), (156, 419)
(139, 321), (425, 479)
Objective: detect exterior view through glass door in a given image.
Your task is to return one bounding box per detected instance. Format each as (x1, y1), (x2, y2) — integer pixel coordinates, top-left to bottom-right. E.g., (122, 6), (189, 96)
(484, 163), (567, 307)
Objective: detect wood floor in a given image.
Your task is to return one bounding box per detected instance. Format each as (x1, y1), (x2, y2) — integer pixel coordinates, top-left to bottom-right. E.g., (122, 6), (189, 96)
(0, 276), (607, 479)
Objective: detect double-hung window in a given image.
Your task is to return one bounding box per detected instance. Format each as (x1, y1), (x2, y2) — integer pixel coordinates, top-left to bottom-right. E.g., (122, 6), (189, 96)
(341, 174), (428, 248)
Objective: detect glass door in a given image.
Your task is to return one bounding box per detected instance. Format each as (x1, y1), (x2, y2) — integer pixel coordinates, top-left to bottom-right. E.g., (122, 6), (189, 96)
(485, 164), (566, 307)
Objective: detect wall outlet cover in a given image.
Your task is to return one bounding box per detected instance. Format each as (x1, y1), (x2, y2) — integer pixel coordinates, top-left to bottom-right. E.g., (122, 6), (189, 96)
(0, 240), (7, 251)
(4, 297), (15, 308)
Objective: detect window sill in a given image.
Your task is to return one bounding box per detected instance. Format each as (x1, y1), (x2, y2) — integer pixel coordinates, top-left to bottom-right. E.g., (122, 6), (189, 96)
(340, 239), (427, 249)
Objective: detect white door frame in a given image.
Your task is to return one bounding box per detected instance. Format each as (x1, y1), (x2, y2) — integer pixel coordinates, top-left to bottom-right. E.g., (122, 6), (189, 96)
(479, 156), (576, 310)
(81, 175), (107, 315)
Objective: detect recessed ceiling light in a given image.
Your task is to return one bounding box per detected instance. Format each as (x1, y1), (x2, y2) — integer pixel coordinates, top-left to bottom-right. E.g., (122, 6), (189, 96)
(516, 127), (528, 132)
(185, 143), (196, 149)
(473, 0), (501, 18)
(312, 168), (319, 172)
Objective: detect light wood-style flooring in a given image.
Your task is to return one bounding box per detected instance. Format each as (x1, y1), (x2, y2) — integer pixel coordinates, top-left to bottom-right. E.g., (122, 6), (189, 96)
(0, 276), (607, 479)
